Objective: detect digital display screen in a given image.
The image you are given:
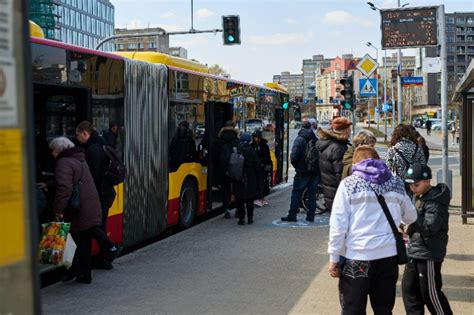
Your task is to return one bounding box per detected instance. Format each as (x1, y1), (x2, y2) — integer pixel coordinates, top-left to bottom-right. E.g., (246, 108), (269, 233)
(381, 7), (438, 49)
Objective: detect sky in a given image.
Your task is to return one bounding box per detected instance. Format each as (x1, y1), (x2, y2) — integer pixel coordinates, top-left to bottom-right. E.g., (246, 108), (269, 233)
(111, 0), (474, 85)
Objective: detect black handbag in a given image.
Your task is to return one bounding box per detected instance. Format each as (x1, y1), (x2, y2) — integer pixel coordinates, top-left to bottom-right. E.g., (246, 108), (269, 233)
(68, 161), (84, 212)
(373, 191), (408, 265)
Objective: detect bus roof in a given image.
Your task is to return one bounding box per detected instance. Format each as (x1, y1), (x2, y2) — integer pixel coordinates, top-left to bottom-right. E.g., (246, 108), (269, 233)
(29, 21), (45, 38)
(264, 82), (288, 94)
(114, 51), (209, 74)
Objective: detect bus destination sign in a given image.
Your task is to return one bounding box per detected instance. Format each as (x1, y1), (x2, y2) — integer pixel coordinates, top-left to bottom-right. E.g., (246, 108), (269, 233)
(381, 7), (438, 49)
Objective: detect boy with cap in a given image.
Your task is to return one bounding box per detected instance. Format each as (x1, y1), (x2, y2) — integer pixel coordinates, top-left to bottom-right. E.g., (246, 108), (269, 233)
(401, 163), (453, 315)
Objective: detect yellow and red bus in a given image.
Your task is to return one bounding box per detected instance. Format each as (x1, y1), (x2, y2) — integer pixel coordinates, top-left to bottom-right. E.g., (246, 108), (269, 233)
(31, 35), (290, 247)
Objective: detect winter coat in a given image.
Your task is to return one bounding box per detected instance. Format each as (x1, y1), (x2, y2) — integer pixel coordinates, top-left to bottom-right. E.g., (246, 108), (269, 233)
(102, 129), (118, 148)
(251, 138), (272, 168)
(53, 147), (102, 234)
(169, 127), (197, 172)
(290, 128), (317, 174)
(341, 145), (355, 180)
(407, 184), (450, 262)
(216, 127), (240, 174)
(316, 128), (350, 211)
(329, 159), (417, 262)
(233, 142), (263, 200)
(387, 137), (426, 179)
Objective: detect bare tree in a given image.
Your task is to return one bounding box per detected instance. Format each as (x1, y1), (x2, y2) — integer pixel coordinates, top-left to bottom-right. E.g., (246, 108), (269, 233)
(208, 64), (230, 78)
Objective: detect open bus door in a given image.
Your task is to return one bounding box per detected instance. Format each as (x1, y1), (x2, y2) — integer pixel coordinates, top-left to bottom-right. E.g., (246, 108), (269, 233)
(204, 101), (233, 210)
(274, 108), (284, 183)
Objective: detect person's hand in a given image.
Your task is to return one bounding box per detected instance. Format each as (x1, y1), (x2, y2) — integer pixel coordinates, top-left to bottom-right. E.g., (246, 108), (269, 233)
(328, 261), (340, 278)
(55, 213), (63, 221)
(37, 182), (48, 191)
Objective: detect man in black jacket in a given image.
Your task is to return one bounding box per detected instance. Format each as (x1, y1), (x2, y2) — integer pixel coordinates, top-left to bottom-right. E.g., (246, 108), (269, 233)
(251, 130), (272, 206)
(316, 117), (351, 212)
(281, 120), (319, 222)
(402, 164), (453, 315)
(76, 121), (120, 269)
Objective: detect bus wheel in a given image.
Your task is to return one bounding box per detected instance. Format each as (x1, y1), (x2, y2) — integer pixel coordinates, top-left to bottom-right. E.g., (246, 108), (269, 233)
(178, 178), (197, 229)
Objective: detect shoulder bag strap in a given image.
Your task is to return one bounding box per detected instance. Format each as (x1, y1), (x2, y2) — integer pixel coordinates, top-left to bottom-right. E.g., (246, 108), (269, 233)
(372, 189), (400, 238)
(394, 147), (411, 168)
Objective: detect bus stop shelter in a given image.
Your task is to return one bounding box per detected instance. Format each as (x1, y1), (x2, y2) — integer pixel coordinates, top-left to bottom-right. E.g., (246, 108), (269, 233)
(452, 60), (474, 224)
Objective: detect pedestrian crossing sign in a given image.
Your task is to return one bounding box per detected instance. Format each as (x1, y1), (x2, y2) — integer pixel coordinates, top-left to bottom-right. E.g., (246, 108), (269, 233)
(356, 54), (379, 77)
(359, 78), (377, 97)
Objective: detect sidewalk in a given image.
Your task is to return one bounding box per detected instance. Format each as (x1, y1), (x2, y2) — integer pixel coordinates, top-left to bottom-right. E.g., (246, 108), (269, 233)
(290, 173), (473, 315)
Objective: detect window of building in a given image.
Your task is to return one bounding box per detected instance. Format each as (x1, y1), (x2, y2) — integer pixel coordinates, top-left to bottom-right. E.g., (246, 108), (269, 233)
(448, 46), (455, 53)
(457, 55), (466, 62)
(448, 55), (455, 62)
(78, 0), (82, 10)
(468, 17), (474, 25)
(456, 17), (465, 24)
(149, 42), (157, 49)
(457, 27), (465, 33)
(447, 36), (455, 43)
(128, 43), (138, 49)
(446, 16), (455, 24)
(447, 25), (455, 32)
(138, 43), (144, 49)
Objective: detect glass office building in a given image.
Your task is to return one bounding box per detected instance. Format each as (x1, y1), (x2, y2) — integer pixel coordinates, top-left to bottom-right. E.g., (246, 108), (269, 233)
(31, 0), (115, 51)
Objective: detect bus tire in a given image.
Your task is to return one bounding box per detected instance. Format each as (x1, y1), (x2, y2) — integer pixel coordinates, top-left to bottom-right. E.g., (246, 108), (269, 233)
(178, 178), (197, 229)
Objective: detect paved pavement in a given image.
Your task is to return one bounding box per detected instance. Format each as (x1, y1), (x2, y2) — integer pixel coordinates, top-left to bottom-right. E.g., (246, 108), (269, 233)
(41, 171), (473, 314)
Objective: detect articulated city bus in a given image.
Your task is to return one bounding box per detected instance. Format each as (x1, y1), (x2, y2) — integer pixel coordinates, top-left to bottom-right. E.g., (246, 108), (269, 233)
(31, 33), (290, 247)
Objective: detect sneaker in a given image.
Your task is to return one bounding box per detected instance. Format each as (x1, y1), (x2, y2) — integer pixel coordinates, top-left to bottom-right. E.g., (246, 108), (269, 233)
(281, 216), (297, 222)
(108, 245), (123, 262)
(224, 211), (231, 219)
(305, 217), (315, 222)
(254, 200), (263, 207)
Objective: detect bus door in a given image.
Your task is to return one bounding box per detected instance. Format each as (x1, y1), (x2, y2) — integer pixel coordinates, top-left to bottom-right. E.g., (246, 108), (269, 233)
(204, 101), (233, 210)
(274, 107), (284, 183)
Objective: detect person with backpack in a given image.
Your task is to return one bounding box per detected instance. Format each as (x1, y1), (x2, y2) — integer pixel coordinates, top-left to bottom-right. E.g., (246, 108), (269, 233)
(216, 121), (240, 219)
(401, 163), (453, 315)
(76, 121), (121, 269)
(425, 118), (432, 136)
(316, 116), (351, 212)
(251, 130), (272, 207)
(387, 124), (426, 182)
(233, 133), (263, 225)
(281, 119), (319, 222)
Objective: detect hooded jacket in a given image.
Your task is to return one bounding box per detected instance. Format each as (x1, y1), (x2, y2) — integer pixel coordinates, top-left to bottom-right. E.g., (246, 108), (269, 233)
(316, 128), (350, 210)
(290, 127), (317, 174)
(53, 147), (102, 234)
(407, 184), (450, 262)
(217, 126), (240, 173)
(328, 159), (418, 262)
(387, 137), (426, 179)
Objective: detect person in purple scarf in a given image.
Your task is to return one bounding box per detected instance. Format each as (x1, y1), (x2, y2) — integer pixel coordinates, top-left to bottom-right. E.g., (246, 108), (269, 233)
(328, 145), (417, 314)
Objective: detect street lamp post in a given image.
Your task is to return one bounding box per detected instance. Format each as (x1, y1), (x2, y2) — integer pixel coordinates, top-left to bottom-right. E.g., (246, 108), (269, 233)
(367, 42), (380, 131)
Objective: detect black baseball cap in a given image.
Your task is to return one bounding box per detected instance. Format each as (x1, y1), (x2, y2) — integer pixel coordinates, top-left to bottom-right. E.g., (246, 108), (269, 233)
(405, 163), (432, 184)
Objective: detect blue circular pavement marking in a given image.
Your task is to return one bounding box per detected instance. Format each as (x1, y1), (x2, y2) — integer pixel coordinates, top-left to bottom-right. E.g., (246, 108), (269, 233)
(272, 213), (330, 228)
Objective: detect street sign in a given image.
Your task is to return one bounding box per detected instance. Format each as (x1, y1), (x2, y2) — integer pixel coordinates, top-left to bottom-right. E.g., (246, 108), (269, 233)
(381, 7), (438, 49)
(356, 54), (379, 78)
(359, 78), (378, 97)
(422, 57), (441, 73)
(401, 76), (423, 86)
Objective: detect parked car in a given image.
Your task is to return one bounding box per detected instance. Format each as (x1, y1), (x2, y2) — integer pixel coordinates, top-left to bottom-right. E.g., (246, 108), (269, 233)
(246, 119), (263, 132)
(289, 120), (302, 129)
(413, 118), (425, 128)
(432, 120), (453, 131)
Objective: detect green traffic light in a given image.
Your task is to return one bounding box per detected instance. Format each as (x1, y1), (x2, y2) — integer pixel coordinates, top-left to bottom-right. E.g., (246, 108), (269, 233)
(283, 102), (289, 109)
(227, 35), (235, 42)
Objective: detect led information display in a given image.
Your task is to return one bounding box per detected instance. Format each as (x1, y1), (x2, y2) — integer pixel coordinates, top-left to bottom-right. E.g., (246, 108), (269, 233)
(381, 7), (438, 49)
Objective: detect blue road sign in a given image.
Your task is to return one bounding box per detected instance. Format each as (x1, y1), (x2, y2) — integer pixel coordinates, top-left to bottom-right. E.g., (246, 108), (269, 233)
(359, 78), (377, 97)
(401, 76), (423, 86)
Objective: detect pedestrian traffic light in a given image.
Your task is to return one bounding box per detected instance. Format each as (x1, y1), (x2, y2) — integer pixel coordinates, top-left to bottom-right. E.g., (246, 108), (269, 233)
(340, 77), (354, 110)
(222, 15), (241, 45)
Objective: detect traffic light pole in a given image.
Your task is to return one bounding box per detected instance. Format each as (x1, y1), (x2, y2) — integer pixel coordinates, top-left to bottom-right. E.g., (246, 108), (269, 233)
(384, 49), (388, 142)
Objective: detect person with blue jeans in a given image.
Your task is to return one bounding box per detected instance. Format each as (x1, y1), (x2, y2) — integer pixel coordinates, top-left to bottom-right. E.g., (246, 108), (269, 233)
(281, 120), (319, 222)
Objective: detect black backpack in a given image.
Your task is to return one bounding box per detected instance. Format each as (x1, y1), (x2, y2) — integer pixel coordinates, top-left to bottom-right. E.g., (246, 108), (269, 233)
(304, 139), (319, 174)
(103, 145), (127, 185)
(227, 147), (245, 181)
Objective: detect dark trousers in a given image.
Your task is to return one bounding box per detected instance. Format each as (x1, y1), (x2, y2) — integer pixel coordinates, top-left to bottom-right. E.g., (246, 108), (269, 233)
(221, 175), (232, 211)
(402, 259), (453, 315)
(91, 196), (116, 259)
(288, 173), (318, 219)
(236, 198), (254, 220)
(71, 228), (93, 277)
(339, 256), (398, 315)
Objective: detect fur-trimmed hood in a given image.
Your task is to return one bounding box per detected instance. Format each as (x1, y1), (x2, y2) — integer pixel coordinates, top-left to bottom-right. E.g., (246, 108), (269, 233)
(316, 127), (350, 152)
(218, 126), (239, 143)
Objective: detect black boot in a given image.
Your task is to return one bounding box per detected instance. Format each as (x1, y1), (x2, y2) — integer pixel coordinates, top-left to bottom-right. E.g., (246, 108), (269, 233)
(247, 217), (254, 224)
(238, 219), (245, 225)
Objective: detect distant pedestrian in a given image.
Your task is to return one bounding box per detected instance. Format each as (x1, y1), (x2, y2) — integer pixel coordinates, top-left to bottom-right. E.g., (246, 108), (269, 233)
(234, 133), (263, 225)
(425, 118), (432, 136)
(341, 130), (376, 179)
(387, 124), (426, 183)
(50, 137), (102, 284)
(102, 121), (119, 149)
(251, 130), (272, 207)
(328, 145), (417, 314)
(316, 116), (352, 212)
(450, 122), (456, 145)
(169, 121), (197, 172)
(281, 119), (319, 222)
(216, 121), (240, 219)
(456, 125), (460, 144)
(402, 163), (453, 315)
(76, 121), (121, 270)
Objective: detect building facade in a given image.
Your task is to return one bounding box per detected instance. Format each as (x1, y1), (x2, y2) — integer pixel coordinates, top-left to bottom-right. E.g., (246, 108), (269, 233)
(273, 72), (304, 100)
(115, 28), (170, 54)
(30, 0), (115, 51)
(169, 47), (188, 59)
(302, 55), (331, 101)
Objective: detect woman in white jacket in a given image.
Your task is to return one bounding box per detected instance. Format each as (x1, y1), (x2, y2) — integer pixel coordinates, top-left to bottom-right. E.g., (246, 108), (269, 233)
(328, 145), (418, 315)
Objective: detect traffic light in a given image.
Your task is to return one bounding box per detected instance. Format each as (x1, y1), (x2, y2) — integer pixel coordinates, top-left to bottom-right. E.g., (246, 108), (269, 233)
(340, 77), (354, 110)
(222, 15), (241, 45)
